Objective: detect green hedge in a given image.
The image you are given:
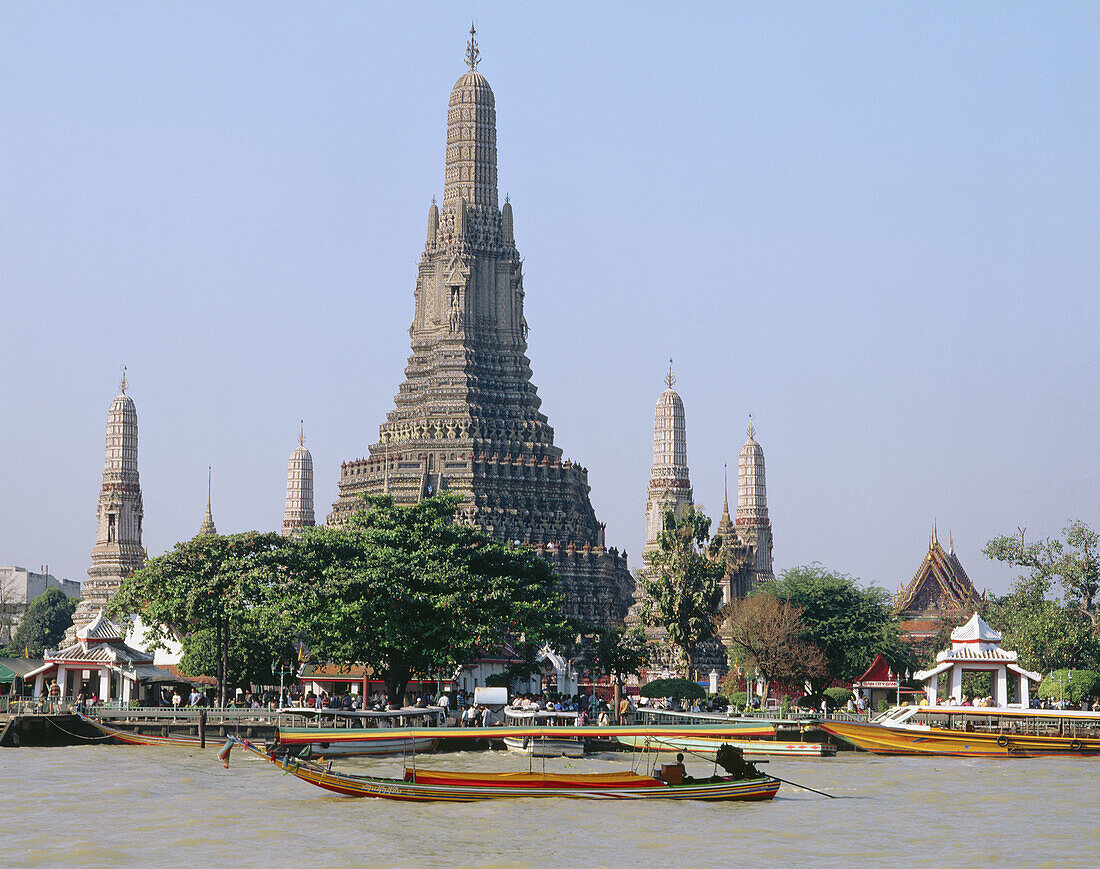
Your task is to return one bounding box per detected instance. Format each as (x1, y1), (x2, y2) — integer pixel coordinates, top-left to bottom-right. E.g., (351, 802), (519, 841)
(639, 678), (705, 700)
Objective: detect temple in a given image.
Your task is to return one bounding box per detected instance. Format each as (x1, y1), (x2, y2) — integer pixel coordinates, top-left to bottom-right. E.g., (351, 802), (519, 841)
(715, 418), (774, 608)
(282, 424), (316, 537)
(27, 610), (175, 704)
(198, 467), (217, 536)
(328, 28), (634, 625)
(642, 362), (693, 555)
(70, 371), (147, 636)
(632, 375), (776, 674)
(895, 527), (982, 647)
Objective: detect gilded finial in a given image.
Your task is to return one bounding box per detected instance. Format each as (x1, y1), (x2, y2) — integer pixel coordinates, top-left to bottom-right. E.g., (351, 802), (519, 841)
(747, 413), (755, 440)
(465, 23), (480, 70)
(119, 365), (128, 394)
(665, 358), (675, 389)
(723, 463), (729, 511)
(298, 420), (305, 447)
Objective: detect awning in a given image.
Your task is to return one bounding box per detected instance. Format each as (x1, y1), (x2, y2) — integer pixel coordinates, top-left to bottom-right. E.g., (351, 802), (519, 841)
(0, 663), (18, 683)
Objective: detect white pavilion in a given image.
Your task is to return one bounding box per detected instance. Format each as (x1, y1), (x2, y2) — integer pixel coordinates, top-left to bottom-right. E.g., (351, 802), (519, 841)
(914, 612), (1041, 707)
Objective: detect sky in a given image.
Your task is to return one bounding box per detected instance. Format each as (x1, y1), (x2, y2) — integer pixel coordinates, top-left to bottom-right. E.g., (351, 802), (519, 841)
(2, 3), (1097, 599)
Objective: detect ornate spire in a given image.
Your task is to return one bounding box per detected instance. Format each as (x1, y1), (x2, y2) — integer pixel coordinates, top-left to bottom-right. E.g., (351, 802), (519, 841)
(465, 22), (480, 70)
(644, 367), (691, 550)
(283, 429), (315, 537)
(72, 376), (146, 636)
(747, 413), (755, 440)
(723, 463), (730, 514)
(199, 467), (217, 536)
(444, 27), (497, 207)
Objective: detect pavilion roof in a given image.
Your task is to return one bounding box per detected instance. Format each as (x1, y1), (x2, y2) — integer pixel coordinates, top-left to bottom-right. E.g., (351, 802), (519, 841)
(951, 612), (1002, 644)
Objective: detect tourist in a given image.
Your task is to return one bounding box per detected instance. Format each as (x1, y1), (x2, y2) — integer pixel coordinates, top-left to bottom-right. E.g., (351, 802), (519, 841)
(598, 708), (611, 727)
(576, 708), (588, 727)
(846, 696), (856, 714)
(171, 690), (182, 709)
(617, 694), (631, 724)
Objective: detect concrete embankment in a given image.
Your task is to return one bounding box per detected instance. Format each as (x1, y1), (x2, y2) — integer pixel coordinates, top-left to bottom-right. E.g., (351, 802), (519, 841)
(0, 713), (108, 747)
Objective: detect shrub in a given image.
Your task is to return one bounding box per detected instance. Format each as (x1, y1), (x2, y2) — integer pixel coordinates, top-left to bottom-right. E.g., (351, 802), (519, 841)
(823, 687), (852, 709)
(639, 677), (706, 701)
(728, 691), (747, 708)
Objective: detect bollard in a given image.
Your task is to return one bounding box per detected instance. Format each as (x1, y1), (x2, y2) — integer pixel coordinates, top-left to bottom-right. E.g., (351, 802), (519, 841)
(199, 709), (207, 749)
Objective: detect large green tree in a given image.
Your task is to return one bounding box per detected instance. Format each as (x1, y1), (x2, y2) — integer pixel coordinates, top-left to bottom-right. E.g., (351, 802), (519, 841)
(10, 588), (76, 656)
(765, 564), (913, 694)
(110, 531), (288, 707)
(984, 575), (1099, 673)
(639, 505), (725, 675)
(985, 521), (1100, 630)
(278, 494), (571, 704)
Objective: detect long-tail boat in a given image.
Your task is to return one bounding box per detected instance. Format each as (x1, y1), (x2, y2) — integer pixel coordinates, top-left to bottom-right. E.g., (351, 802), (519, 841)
(819, 705), (1100, 757)
(272, 721), (775, 757)
(220, 738), (781, 802)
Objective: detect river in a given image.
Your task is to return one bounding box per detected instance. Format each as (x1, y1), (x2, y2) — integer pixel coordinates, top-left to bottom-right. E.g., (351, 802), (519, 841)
(2, 745), (1096, 867)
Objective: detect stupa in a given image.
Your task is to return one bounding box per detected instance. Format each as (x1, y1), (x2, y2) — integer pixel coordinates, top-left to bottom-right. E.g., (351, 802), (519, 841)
(328, 28), (634, 625)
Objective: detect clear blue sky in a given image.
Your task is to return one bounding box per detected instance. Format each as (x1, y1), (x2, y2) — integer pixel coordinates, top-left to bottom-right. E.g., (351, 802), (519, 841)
(2, 3), (1096, 599)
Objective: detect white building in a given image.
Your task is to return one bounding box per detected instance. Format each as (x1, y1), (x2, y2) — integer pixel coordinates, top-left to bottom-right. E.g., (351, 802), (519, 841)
(0, 566), (81, 644)
(914, 612), (1041, 707)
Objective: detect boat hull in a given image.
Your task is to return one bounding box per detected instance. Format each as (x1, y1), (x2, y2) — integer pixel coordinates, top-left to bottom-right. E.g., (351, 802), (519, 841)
(614, 735), (836, 757)
(820, 719), (1100, 757)
(502, 736), (586, 758)
(229, 739), (781, 802)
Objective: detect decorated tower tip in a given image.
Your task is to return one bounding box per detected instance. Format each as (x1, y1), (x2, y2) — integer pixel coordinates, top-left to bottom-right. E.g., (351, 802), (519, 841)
(298, 420), (306, 447)
(119, 365), (128, 394)
(747, 413), (755, 440)
(465, 22), (480, 70)
(665, 358), (675, 389)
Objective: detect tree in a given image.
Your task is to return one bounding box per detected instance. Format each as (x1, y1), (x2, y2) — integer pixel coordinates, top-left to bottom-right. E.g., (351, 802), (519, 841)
(639, 505), (725, 675)
(11, 588), (76, 656)
(984, 575), (1100, 673)
(722, 591), (827, 700)
(178, 624), (298, 691)
(766, 564), (914, 693)
(579, 626), (648, 690)
(278, 494), (571, 705)
(985, 521), (1100, 629)
(1036, 669), (1100, 706)
(110, 531), (288, 707)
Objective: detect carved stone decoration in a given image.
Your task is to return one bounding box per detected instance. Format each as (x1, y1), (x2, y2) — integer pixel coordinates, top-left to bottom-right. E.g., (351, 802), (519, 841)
(329, 39), (634, 627)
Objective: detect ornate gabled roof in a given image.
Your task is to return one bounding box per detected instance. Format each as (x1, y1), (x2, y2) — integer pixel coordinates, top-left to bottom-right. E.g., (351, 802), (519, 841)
(895, 531), (981, 619)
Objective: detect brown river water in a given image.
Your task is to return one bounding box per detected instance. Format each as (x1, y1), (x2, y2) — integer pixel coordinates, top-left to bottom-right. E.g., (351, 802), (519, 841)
(2, 745), (1097, 868)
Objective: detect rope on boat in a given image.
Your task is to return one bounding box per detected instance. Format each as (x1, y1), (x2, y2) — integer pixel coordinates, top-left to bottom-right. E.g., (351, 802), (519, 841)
(44, 715), (114, 741)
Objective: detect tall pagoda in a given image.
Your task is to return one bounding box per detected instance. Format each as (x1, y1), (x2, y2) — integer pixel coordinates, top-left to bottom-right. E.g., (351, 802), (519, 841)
(895, 527), (982, 646)
(70, 371), (147, 636)
(328, 28), (634, 626)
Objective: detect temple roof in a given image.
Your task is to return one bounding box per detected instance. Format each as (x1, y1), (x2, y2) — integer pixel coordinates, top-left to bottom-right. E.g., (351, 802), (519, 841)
(895, 532), (981, 619)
